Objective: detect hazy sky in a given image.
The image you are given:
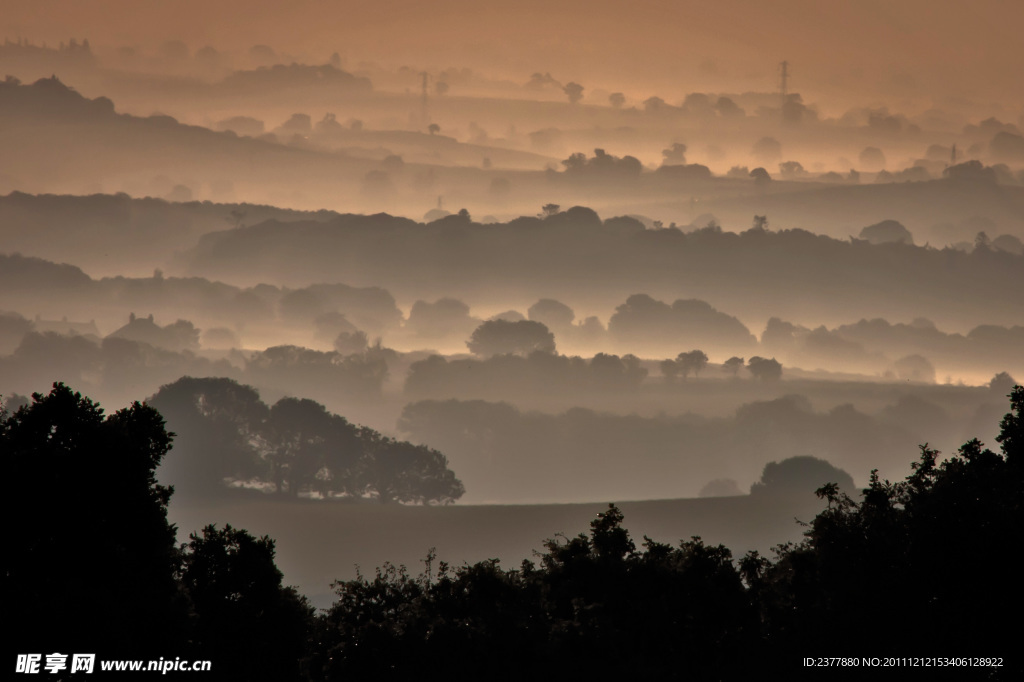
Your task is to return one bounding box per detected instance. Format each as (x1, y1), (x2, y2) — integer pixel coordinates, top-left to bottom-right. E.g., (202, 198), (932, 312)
(4, 0), (1023, 110)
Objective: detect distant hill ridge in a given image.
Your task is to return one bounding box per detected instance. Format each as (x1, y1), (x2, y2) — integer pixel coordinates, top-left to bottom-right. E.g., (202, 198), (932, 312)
(180, 207), (1024, 327)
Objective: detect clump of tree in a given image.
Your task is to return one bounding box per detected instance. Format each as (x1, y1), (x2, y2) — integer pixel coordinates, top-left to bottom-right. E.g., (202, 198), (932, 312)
(659, 349), (709, 381)
(562, 81), (584, 104)
(749, 455), (855, 497)
(747, 355), (783, 380)
(661, 142), (687, 164)
(723, 355), (745, 376)
(466, 319), (556, 357)
(149, 376), (463, 504)
(560, 148), (642, 177)
(608, 294), (757, 356)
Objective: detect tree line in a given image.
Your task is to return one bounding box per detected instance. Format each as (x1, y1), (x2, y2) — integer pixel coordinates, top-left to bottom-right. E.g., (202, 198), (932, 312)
(4, 383), (1020, 679)
(318, 385), (1024, 678)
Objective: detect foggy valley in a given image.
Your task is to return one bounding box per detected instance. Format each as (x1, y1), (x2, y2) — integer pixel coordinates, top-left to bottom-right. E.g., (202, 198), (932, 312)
(3, 1), (1023, 677)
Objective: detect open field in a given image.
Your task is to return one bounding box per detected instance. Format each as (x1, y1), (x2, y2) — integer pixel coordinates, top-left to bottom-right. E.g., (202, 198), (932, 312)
(169, 492), (826, 607)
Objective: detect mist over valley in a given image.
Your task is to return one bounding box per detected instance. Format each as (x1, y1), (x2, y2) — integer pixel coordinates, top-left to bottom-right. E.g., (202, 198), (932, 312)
(3, 3), (1023, 675)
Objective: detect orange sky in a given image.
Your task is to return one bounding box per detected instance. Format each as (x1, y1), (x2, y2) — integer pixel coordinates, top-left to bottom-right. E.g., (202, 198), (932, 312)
(4, 0), (1023, 110)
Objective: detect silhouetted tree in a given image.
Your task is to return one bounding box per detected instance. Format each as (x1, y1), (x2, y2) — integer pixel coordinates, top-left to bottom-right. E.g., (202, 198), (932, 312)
(151, 377), (456, 503)
(643, 96), (667, 113)
(749, 386), (1024, 660)
(562, 149), (642, 177)
(357, 429), (464, 504)
(859, 219), (913, 245)
(749, 167), (771, 184)
(990, 371), (1018, 395)
(4, 383), (189, 656)
(590, 352), (648, 388)
(316, 502), (756, 678)
(747, 356), (782, 381)
(149, 377), (269, 496)
(723, 356), (745, 376)
(661, 143), (687, 164)
(716, 96), (744, 118)
(527, 298), (575, 328)
(659, 358), (681, 382)
(563, 82), (584, 104)
(266, 397), (361, 498)
(750, 455), (854, 497)
(466, 319), (556, 357)
(334, 330), (369, 355)
(778, 160), (805, 179)
(180, 524), (313, 681)
(676, 349), (709, 379)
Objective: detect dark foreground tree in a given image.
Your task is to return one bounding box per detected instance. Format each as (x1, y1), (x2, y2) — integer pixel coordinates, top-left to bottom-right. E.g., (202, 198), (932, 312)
(749, 385), (1024, 664)
(179, 525), (313, 681)
(313, 504), (757, 680)
(3, 383), (189, 657)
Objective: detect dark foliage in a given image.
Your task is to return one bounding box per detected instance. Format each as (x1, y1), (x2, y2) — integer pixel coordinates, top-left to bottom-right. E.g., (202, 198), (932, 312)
(319, 387), (1023, 679)
(2, 383), (313, 678)
(5, 384), (1021, 678)
(179, 525), (313, 681)
(466, 319), (556, 357)
(3, 383), (189, 658)
(312, 505), (758, 680)
(749, 385), (1023, 662)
